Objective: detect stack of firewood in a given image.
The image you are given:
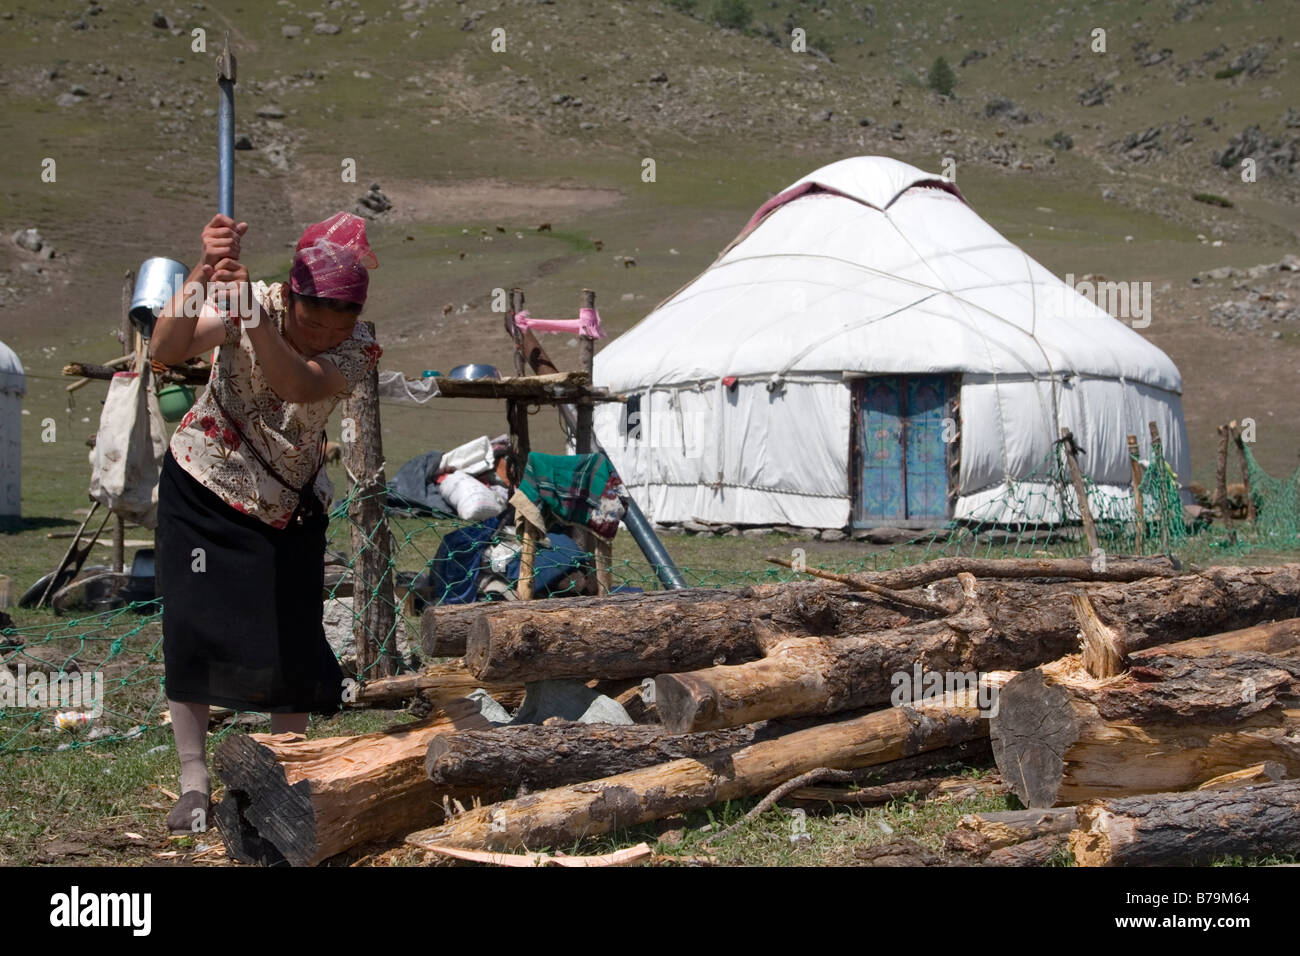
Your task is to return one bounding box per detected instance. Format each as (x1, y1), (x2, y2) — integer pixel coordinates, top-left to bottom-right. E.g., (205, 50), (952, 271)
(212, 558), (1300, 867)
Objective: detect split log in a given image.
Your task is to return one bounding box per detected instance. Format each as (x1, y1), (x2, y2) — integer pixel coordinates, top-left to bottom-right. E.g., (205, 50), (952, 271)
(213, 698), (493, 866)
(991, 630), (1300, 808)
(1071, 780), (1300, 866)
(654, 566), (1300, 734)
(406, 678), (1011, 852)
(944, 807), (1077, 858)
(1197, 761), (1288, 790)
(984, 835), (1069, 867)
(427, 722), (768, 793)
(352, 660), (524, 711)
(466, 581), (927, 682)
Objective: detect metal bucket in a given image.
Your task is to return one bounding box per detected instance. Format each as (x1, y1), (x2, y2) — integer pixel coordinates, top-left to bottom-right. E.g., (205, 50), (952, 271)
(129, 257), (189, 338)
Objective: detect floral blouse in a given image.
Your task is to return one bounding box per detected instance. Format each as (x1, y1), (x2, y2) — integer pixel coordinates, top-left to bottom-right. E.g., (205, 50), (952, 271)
(170, 280), (383, 529)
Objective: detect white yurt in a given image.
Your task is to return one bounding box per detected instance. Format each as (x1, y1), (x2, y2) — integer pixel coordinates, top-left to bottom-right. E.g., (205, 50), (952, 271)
(0, 339), (25, 521)
(593, 156), (1190, 529)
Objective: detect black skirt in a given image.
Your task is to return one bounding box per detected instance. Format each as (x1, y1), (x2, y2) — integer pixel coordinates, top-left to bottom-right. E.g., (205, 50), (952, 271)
(156, 448), (344, 714)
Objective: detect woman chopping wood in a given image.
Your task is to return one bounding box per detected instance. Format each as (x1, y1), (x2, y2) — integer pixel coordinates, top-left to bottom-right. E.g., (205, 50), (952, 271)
(150, 211), (382, 834)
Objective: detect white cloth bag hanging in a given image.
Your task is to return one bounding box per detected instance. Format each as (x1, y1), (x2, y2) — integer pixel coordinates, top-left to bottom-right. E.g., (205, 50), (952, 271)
(88, 352), (167, 529)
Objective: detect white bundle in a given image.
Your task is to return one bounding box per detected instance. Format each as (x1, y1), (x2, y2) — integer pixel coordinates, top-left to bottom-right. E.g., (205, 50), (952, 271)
(441, 470), (505, 522)
(440, 436), (495, 476)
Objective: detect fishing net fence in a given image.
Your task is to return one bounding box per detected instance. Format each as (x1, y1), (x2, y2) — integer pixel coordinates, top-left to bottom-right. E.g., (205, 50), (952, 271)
(2, 437), (1297, 754)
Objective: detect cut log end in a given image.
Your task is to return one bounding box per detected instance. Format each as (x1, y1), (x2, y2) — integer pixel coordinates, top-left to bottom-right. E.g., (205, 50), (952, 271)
(989, 669), (1081, 808)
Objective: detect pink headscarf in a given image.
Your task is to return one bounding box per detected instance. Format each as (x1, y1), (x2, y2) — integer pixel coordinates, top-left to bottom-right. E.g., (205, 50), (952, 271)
(289, 211), (378, 305)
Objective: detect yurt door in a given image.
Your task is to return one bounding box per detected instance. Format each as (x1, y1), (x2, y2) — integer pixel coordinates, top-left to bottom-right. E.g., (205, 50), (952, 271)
(852, 375), (953, 526)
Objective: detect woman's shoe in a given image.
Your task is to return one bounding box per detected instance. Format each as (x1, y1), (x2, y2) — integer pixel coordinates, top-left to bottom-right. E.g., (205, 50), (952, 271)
(166, 790), (212, 834)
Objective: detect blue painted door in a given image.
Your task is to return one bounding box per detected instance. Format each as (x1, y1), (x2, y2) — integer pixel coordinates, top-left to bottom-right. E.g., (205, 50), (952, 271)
(854, 375), (951, 525)
(858, 378), (906, 522)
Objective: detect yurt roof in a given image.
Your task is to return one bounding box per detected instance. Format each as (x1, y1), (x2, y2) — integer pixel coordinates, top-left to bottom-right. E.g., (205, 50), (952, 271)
(595, 156), (1182, 395)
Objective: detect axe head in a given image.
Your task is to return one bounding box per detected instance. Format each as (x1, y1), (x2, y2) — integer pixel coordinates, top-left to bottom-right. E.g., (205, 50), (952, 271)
(216, 30), (236, 83)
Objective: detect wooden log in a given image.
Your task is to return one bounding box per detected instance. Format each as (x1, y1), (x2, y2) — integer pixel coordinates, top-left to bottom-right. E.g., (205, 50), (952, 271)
(466, 580), (926, 682)
(984, 834), (1069, 867)
(852, 555), (1181, 591)
(422, 583), (853, 659)
(426, 722), (767, 793)
(351, 659), (524, 710)
(406, 679), (1011, 852)
(1070, 780), (1300, 866)
(433, 556), (1177, 661)
(991, 630), (1300, 808)
(944, 807), (1077, 858)
(213, 698), (492, 866)
(655, 566), (1300, 734)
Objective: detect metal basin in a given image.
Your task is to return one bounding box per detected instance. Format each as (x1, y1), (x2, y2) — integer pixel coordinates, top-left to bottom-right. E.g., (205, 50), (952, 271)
(447, 363), (501, 381)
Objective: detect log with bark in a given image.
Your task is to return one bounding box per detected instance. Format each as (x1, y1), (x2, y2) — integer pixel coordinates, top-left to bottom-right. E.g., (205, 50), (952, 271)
(984, 835), (1070, 867)
(655, 566), (1300, 734)
(405, 678), (1012, 852)
(427, 722), (768, 793)
(991, 621), (1300, 807)
(465, 581), (928, 682)
(943, 807), (1077, 858)
(850, 555), (1181, 591)
(422, 586), (801, 659)
(351, 659), (525, 710)
(433, 556), (1181, 660)
(1070, 780), (1300, 866)
(213, 698), (493, 866)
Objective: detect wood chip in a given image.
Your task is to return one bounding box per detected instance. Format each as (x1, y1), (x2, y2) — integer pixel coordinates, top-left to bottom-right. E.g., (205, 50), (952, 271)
(422, 842), (652, 867)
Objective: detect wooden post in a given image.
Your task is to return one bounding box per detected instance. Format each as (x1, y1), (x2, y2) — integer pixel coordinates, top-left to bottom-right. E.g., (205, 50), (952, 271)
(342, 321), (399, 679)
(573, 290), (608, 593)
(504, 290), (531, 491)
(1230, 421), (1257, 526)
(1059, 428), (1099, 553)
(576, 289), (595, 455)
(1148, 421), (1170, 554)
(1215, 424), (1236, 541)
(114, 269), (133, 575)
(593, 538), (613, 595)
(1127, 434), (1145, 555)
(505, 286), (525, 378)
(517, 523), (539, 601)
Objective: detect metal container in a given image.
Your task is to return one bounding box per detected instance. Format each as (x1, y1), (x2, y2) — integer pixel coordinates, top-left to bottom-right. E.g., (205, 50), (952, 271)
(129, 257), (189, 339)
(447, 363), (501, 381)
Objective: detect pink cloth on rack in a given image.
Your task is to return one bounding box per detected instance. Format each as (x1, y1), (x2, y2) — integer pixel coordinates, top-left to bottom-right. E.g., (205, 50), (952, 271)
(512, 307), (604, 339)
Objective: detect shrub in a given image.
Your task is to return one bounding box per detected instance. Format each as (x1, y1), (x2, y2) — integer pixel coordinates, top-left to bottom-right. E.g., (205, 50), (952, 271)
(927, 56), (956, 96)
(666, 0), (697, 13)
(712, 0), (753, 30)
(1045, 130), (1074, 150)
(1192, 192), (1234, 208)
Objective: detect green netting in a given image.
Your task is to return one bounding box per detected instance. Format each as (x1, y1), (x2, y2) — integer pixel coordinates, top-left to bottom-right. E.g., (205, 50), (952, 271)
(3, 439), (1297, 754)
